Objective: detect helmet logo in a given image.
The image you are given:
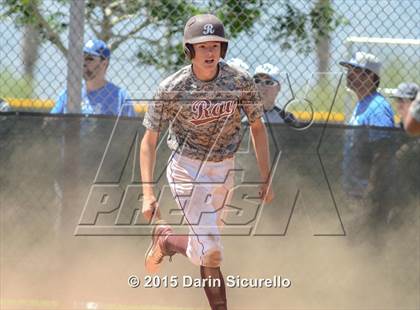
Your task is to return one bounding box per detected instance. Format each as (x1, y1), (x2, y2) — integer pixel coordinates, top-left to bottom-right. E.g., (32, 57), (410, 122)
(202, 24), (215, 35)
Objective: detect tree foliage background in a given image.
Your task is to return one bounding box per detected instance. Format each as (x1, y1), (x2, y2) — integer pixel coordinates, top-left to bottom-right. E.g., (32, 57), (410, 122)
(1, 0), (345, 72)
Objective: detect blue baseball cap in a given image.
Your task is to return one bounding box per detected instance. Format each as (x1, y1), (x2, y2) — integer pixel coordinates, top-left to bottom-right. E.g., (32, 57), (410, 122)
(83, 39), (111, 59)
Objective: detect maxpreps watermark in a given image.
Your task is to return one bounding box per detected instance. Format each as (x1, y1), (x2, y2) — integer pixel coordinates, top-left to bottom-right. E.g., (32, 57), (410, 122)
(74, 94), (345, 237)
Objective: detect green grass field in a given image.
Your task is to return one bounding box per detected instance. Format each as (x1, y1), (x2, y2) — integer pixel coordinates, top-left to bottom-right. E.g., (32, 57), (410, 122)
(0, 70), (33, 99)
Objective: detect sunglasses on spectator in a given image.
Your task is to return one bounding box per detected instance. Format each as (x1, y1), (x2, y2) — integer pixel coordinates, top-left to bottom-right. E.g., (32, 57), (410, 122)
(254, 77), (278, 86)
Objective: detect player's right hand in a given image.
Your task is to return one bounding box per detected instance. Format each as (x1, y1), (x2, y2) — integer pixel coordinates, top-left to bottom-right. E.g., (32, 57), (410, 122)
(260, 182), (274, 204)
(142, 194), (160, 222)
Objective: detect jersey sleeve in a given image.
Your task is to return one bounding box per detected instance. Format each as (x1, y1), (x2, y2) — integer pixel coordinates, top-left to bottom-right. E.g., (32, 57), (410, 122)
(142, 86), (171, 131)
(51, 90), (67, 114)
(118, 88), (135, 117)
(240, 78), (264, 124)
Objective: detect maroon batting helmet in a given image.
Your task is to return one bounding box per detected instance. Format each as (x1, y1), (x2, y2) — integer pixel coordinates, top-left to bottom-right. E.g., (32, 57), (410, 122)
(183, 14), (229, 59)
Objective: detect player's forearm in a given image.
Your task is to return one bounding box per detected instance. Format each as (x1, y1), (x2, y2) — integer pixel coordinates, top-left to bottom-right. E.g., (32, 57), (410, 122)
(140, 131), (158, 196)
(404, 113), (420, 135)
(404, 98), (420, 135)
(250, 120), (271, 181)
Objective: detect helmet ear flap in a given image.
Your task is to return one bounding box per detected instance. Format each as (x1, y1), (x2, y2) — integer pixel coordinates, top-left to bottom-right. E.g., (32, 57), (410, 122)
(221, 42), (228, 59)
(184, 43), (195, 60)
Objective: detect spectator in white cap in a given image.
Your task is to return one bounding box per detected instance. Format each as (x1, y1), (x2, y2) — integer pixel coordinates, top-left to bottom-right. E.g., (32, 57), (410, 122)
(51, 39), (134, 117)
(253, 63), (299, 125)
(253, 63), (281, 111)
(340, 51), (394, 128)
(389, 82), (419, 129)
(227, 58), (298, 125)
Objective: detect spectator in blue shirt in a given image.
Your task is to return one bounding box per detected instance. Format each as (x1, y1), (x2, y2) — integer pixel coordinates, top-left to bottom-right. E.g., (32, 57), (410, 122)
(340, 51), (394, 129)
(340, 52), (396, 223)
(51, 39), (134, 117)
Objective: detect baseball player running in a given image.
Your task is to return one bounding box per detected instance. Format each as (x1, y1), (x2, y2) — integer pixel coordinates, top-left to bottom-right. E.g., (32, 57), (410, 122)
(140, 14), (273, 310)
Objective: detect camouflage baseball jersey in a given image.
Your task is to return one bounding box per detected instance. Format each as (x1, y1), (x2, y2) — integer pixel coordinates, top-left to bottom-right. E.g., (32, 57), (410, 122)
(143, 61), (263, 162)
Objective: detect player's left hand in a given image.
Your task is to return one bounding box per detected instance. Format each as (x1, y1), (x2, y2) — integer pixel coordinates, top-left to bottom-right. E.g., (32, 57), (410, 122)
(260, 182), (274, 204)
(142, 194), (161, 222)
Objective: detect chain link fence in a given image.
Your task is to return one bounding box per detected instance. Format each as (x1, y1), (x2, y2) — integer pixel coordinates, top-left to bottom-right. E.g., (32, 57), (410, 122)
(1, 2), (420, 308)
(1, 114), (419, 308)
(0, 0), (419, 122)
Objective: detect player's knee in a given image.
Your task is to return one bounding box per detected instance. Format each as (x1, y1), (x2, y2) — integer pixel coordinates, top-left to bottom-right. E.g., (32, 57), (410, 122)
(202, 249), (222, 268)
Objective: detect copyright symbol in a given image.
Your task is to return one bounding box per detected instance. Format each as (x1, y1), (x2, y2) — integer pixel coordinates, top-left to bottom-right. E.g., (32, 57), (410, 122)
(128, 275), (140, 288)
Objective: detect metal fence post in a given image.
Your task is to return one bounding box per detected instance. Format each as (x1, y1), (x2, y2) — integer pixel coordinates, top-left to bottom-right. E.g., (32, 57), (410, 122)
(343, 38), (353, 122)
(66, 0), (85, 113)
